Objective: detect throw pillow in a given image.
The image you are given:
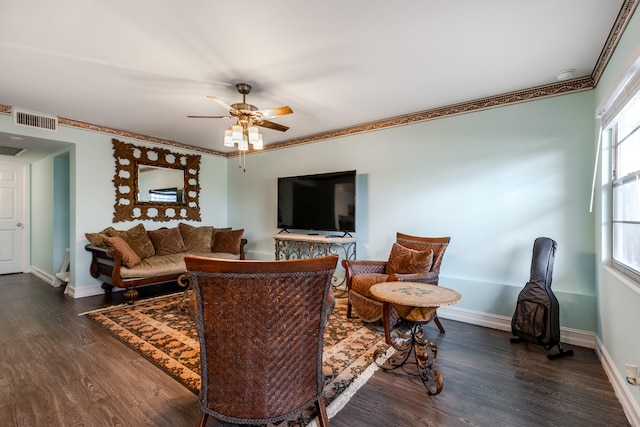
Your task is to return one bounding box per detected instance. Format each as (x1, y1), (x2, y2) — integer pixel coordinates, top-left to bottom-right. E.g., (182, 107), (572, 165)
(148, 228), (188, 256)
(178, 223), (214, 252)
(105, 223), (156, 259)
(385, 243), (434, 275)
(212, 229), (244, 254)
(103, 236), (142, 268)
(85, 231), (109, 247)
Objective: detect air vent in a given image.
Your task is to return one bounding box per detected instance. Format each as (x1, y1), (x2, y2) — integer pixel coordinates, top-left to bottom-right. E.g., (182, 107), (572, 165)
(0, 145), (26, 156)
(12, 108), (58, 132)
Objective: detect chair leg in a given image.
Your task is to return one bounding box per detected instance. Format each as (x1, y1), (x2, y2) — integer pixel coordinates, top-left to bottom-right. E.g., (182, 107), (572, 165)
(315, 398), (330, 427)
(195, 410), (208, 427)
(382, 301), (392, 345)
(346, 294), (352, 318)
(434, 314), (445, 333)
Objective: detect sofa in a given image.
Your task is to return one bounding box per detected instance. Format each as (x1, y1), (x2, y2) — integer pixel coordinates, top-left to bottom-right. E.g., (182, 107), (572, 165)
(85, 223), (247, 303)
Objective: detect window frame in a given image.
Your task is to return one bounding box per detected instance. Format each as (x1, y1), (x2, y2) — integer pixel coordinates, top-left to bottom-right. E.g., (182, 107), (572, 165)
(606, 85), (640, 284)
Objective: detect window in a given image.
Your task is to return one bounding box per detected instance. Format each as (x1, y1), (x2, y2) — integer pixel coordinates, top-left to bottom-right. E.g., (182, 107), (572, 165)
(609, 88), (640, 282)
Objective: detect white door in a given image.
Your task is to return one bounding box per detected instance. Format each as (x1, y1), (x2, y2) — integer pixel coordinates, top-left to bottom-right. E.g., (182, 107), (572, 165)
(0, 162), (26, 274)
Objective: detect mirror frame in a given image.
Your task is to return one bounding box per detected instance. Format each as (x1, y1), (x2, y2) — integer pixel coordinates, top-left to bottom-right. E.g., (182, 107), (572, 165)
(112, 138), (201, 222)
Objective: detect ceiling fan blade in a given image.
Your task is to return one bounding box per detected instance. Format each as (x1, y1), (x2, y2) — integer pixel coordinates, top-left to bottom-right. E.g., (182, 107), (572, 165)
(258, 120), (289, 132)
(187, 115), (232, 119)
(256, 106), (293, 119)
(207, 96), (238, 115)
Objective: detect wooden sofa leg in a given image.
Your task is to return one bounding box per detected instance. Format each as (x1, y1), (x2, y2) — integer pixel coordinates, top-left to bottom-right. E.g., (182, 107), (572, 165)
(124, 287), (139, 304)
(101, 283), (114, 294)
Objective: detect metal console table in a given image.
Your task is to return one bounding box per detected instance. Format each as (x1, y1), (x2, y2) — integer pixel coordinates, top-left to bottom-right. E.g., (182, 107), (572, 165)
(273, 233), (356, 292)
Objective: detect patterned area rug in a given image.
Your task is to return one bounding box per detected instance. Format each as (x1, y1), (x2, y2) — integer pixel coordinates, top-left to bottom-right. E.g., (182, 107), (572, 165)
(85, 292), (390, 426)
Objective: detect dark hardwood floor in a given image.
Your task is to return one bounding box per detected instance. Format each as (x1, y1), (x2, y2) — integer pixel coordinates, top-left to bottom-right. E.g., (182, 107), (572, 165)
(0, 274), (629, 427)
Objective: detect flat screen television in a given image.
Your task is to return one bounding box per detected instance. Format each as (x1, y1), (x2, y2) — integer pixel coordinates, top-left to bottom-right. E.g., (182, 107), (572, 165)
(277, 170), (356, 234)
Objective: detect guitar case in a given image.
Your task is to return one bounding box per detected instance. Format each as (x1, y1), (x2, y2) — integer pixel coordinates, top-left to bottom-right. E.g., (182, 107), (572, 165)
(510, 237), (573, 360)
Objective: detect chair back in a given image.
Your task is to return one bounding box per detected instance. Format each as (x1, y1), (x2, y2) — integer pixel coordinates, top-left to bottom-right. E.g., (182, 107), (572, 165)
(396, 232), (451, 272)
(185, 255), (338, 425)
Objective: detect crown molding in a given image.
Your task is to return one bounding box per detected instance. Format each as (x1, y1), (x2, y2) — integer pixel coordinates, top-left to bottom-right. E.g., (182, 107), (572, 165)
(1, 0), (636, 158)
(591, 0), (639, 86)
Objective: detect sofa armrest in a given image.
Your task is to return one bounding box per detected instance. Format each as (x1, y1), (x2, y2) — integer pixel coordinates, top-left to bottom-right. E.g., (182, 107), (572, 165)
(85, 244), (125, 286)
(239, 238), (248, 260)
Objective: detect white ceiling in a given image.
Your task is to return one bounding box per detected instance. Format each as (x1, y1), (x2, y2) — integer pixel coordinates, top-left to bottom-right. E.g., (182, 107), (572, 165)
(0, 0), (628, 160)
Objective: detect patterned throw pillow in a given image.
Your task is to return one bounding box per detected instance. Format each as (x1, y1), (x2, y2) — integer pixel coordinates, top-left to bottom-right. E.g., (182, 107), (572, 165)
(385, 243), (433, 275)
(103, 236), (142, 268)
(178, 223), (214, 252)
(148, 228), (188, 256)
(105, 223), (156, 259)
(211, 229), (244, 254)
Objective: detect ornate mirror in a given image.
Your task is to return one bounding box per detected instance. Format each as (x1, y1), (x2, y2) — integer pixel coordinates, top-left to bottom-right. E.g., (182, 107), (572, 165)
(112, 138), (201, 222)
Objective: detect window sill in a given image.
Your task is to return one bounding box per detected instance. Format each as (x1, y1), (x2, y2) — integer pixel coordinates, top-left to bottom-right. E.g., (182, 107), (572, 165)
(602, 264), (640, 295)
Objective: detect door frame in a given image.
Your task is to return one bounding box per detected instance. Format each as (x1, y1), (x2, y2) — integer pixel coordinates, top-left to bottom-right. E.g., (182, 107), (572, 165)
(0, 161), (30, 274)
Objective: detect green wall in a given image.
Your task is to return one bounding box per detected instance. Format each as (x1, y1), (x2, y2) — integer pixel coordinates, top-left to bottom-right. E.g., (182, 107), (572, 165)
(227, 90), (597, 331)
(592, 4), (640, 417)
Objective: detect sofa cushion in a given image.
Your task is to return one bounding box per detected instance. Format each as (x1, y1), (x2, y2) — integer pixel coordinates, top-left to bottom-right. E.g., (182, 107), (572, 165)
(103, 236), (142, 268)
(120, 253), (186, 278)
(178, 223), (214, 252)
(385, 243), (433, 275)
(148, 227), (188, 256)
(119, 251), (241, 279)
(212, 229), (244, 254)
(105, 224), (156, 259)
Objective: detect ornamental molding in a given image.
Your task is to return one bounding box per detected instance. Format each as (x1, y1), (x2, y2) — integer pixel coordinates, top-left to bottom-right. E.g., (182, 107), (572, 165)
(1, 0), (637, 158)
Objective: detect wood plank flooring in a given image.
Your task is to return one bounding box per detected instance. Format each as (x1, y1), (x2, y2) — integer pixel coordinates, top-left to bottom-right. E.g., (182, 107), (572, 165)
(0, 274), (630, 427)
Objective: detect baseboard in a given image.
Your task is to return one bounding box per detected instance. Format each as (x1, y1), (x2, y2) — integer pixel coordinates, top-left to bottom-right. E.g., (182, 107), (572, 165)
(437, 305), (596, 349)
(69, 283), (124, 299)
(595, 336), (640, 426)
(30, 266), (54, 286)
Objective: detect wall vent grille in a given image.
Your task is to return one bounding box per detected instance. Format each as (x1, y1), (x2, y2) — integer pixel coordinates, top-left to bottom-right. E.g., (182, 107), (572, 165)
(12, 108), (58, 132)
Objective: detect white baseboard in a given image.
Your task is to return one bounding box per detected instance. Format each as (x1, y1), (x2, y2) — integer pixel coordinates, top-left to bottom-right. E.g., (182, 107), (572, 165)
(595, 336), (639, 426)
(437, 305), (596, 349)
(68, 283), (124, 299)
(30, 266), (54, 286)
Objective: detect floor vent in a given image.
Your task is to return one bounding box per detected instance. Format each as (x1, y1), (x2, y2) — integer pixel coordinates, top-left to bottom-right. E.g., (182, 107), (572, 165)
(12, 108), (58, 132)
(0, 145), (26, 156)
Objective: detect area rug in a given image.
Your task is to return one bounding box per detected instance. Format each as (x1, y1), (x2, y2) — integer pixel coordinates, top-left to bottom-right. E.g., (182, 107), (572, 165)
(84, 292), (391, 426)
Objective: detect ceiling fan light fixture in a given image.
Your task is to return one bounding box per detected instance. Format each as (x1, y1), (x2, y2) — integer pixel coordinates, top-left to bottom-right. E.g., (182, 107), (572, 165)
(248, 126), (260, 143)
(253, 134), (264, 150)
(223, 129), (234, 147)
(238, 135), (249, 151)
(232, 124), (243, 141)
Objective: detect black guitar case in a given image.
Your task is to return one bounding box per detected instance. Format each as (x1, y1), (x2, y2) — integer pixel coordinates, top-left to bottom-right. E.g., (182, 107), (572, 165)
(510, 237), (573, 360)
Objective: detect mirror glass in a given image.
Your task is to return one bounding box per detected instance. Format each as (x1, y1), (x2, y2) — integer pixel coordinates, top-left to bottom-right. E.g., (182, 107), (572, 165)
(137, 165), (185, 203)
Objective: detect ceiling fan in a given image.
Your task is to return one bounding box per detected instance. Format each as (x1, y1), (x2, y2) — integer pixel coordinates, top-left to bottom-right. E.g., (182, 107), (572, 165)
(188, 82), (293, 133)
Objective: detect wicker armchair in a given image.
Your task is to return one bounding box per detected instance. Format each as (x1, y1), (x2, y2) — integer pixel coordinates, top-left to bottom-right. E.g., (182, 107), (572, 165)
(342, 233), (450, 332)
(184, 255), (338, 427)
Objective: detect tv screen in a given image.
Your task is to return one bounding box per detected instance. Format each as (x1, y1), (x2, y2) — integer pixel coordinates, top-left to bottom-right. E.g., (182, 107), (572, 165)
(277, 170), (356, 233)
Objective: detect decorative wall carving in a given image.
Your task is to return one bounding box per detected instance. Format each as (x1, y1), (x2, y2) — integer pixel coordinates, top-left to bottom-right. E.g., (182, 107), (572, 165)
(112, 138), (201, 222)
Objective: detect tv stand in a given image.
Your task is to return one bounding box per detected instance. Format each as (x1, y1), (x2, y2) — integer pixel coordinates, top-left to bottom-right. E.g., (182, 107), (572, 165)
(273, 233), (357, 292)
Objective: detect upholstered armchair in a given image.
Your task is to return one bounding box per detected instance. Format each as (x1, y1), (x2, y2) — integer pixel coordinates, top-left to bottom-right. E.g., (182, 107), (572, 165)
(342, 233), (450, 332)
(184, 255), (338, 427)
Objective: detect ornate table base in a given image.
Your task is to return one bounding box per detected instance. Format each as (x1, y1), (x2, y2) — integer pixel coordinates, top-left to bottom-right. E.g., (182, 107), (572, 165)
(374, 321), (443, 395)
